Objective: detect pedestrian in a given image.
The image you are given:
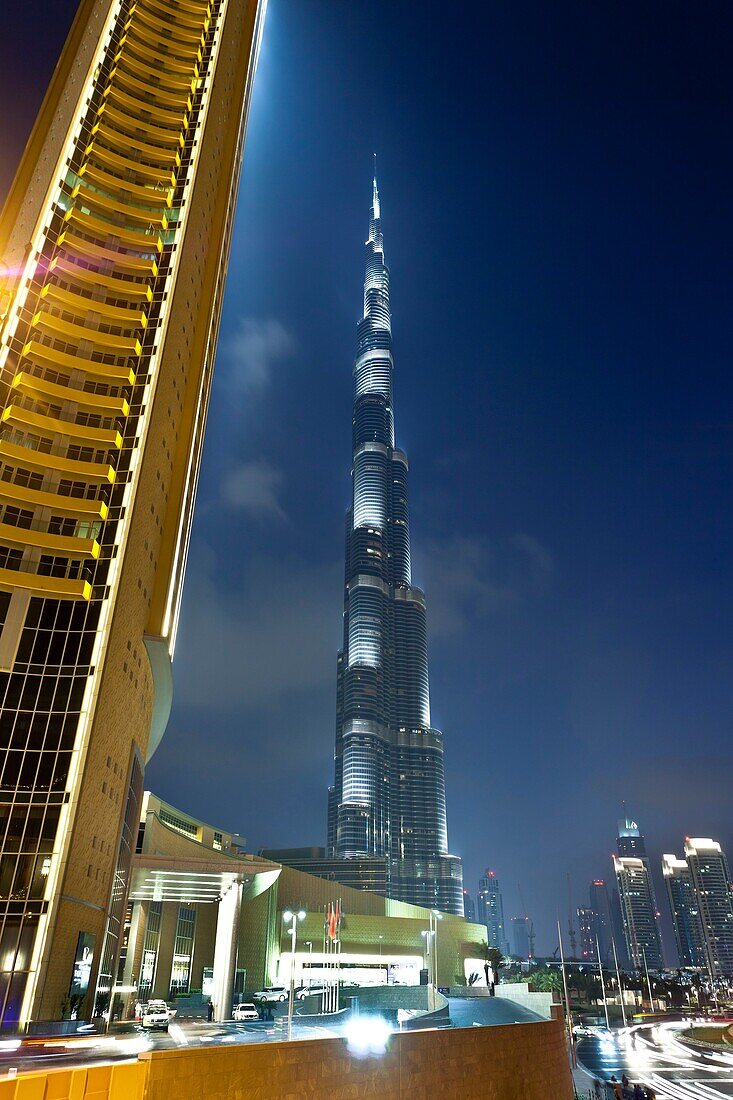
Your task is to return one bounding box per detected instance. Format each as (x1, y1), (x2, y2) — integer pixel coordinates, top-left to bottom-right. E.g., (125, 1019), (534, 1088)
(644, 1090), (656, 1100)
(607, 1076), (622, 1099)
(207, 1000), (214, 1022)
(633, 1085), (645, 1100)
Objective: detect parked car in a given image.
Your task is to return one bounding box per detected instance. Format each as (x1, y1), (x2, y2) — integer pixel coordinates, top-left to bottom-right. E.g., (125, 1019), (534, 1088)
(141, 1000), (173, 1030)
(232, 1002), (259, 1021)
(253, 986), (288, 1003)
(296, 985), (328, 1001)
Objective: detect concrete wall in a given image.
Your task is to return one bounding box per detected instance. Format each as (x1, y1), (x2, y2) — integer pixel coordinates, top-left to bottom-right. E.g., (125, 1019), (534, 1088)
(140, 1019), (572, 1099)
(1, 1018), (572, 1099)
(496, 982), (555, 1020)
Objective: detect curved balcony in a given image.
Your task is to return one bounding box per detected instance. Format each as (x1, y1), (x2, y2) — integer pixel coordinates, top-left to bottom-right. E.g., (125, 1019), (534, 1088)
(21, 340), (136, 385)
(0, 521), (100, 560)
(48, 256), (152, 304)
(69, 179), (171, 228)
(29, 310), (143, 356)
(0, 567), (92, 602)
(111, 63), (194, 113)
(104, 76), (190, 128)
(117, 45), (199, 92)
(0, 439), (115, 484)
(85, 138), (176, 187)
(56, 227), (159, 276)
(0, 479), (108, 521)
(11, 372), (129, 417)
(1, 405), (123, 451)
(139, 0), (210, 33)
(92, 115), (181, 164)
(97, 100), (185, 147)
(79, 157), (174, 208)
(132, 7), (205, 53)
(125, 28), (202, 74)
(39, 282), (148, 330)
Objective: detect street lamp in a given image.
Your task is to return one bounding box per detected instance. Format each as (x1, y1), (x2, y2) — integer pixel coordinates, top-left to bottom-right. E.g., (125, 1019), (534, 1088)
(305, 941), (313, 986)
(282, 909), (306, 1041)
(378, 934), (384, 982)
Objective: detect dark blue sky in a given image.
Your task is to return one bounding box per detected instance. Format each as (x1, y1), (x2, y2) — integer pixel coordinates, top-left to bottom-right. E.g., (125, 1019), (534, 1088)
(4, 1), (732, 958)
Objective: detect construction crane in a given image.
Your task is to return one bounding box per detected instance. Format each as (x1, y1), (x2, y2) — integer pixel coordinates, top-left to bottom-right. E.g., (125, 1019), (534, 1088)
(517, 883), (536, 959)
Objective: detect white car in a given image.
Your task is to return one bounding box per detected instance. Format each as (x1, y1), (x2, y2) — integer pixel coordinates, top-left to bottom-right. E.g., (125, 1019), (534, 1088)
(232, 1002), (259, 1021)
(296, 986), (328, 1001)
(253, 986), (288, 1003)
(141, 1000), (173, 1030)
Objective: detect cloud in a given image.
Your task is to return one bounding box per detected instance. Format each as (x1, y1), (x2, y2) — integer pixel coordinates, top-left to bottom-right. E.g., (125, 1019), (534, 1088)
(173, 554), (341, 710)
(221, 459), (286, 521)
(225, 317), (293, 395)
(417, 533), (555, 637)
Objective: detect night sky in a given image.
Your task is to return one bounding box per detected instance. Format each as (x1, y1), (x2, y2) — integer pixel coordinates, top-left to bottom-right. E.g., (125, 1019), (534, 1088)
(3, 1), (732, 959)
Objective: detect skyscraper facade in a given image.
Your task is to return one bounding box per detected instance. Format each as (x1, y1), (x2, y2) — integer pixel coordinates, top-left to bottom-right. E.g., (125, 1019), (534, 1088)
(684, 838), (733, 977)
(589, 879), (613, 963)
(326, 169), (463, 915)
(510, 915), (530, 959)
(462, 890), (475, 922)
(0, 0), (265, 1028)
(613, 856), (664, 970)
(662, 853), (706, 969)
(576, 907), (598, 963)
(477, 870), (506, 952)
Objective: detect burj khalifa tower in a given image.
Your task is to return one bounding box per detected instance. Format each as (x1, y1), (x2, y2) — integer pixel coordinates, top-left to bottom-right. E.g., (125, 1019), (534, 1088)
(326, 166), (464, 915)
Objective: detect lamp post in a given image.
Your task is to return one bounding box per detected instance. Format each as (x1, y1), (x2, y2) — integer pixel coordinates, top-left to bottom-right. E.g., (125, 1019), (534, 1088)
(305, 941), (313, 986)
(282, 909), (306, 1042)
(378, 935), (384, 983)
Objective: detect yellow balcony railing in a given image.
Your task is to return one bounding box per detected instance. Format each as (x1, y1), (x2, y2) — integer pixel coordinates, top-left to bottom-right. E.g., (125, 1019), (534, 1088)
(21, 339), (137, 385)
(0, 567), (92, 601)
(0, 521), (101, 560)
(79, 158), (174, 208)
(0, 479), (108, 520)
(11, 372), (130, 417)
(39, 282), (148, 330)
(2, 405), (123, 450)
(0, 439), (116, 484)
(30, 310), (144, 355)
(57, 228), (159, 276)
(49, 255), (153, 302)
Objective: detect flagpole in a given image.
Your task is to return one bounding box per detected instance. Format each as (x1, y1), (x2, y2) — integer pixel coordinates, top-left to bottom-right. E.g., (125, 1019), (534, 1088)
(596, 935), (609, 1030)
(557, 918), (576, 1068)
(611, 938), (627, 1028)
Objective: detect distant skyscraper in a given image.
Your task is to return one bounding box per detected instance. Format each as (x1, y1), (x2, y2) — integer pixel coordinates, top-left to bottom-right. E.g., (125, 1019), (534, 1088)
(589, 879), (613, 963)
(662, 854), (706, 969)
(609, 885), (631, 969)
(613, 856), (664, 970)
(462, 890), (475, 922)
(0, 0), (265, 1029)
(684, 838), (733, 977)
(510, 915), (530, 959)
(477, 870), (506, 951)
(576, 907), (598, 963)
(326, 167), (463, 914)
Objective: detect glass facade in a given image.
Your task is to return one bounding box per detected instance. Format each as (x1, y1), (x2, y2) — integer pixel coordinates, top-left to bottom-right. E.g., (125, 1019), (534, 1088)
(684, 839), (733, 977)
(662, 853), (706, 969)
(328, 170), (463, 914)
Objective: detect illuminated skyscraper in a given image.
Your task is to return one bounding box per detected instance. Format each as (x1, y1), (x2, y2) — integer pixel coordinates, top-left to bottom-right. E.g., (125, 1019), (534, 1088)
(0, 0), (265, 1028)
(477, 870), (506, 952)
(662, 853), (706, 969)
(684, 838), (733, 977)
(576, 907), (598, 962)
(589, 878), (613, 963)
(613, 856), (664, 970)
(327, 168), (463, 914)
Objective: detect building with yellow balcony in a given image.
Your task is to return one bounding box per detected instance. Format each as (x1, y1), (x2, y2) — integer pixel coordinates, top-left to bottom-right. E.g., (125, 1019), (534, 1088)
(0, 0), (266, 1029)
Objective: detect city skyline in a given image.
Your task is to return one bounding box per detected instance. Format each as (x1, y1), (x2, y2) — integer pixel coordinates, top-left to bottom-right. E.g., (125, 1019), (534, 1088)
(6, 0), (732, 957)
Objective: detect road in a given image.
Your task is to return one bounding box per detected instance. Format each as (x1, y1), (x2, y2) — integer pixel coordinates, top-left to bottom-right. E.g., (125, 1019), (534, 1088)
(576, 1022), (733, 1099)
(0, 1009), (340, 1078)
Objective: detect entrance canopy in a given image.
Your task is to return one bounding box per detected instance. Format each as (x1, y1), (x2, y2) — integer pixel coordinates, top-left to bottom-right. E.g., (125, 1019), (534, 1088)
(129, 854), (273, 904)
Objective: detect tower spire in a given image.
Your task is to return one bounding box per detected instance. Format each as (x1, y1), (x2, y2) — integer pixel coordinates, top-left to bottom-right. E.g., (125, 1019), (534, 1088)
(372, 152), (380, 218)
